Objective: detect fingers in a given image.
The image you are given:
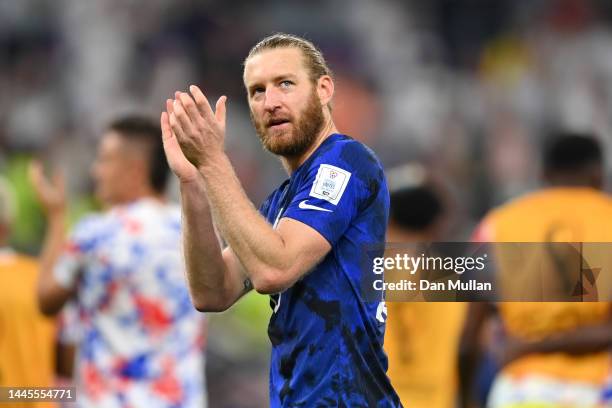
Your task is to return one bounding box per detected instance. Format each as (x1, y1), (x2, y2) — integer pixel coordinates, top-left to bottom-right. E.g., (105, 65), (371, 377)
(164, 99), (178, 138)
(28, 160), (67, 214)
(166, 98), (174, 115)
(52, 168), (66, 196)
(160, 110), (172, 141)
(163, 86), (226, 156)
(168, 99), (188, 142)
(29, 160), (41, 182)
(189, 85), (215, 119)
(28, 160), (45, 195)
(188, 86), (226, 126)
(165, 98), (185, 139)
(168, 86), (225, 129)
(177, 91), (207, 131)
(160, 109), (185, 158)
(215, 95), (227, 126)
(172, 92), (198, 136)
(29, 160), (55, 194)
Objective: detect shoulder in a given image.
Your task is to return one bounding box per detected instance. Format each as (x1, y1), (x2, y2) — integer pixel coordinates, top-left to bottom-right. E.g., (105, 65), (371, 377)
(475, 187), (612, 241)
(315, 134), (383, 172)
(12, 253), (38, 271)
(573, 187), (612, 207)
(68, 210), (126, 251)
(472, 192), (540, 241)
(138, 200), (182, 221)
(492, 187), (611, 220)
(71, 212), (108, 239)
(310, 135), (386, 191)
(125, 199), (183, 233)
(485, 189), (552, 221)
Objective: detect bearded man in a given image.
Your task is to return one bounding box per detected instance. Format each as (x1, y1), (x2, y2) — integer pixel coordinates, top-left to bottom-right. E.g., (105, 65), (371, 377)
(162, 33), (401, 407)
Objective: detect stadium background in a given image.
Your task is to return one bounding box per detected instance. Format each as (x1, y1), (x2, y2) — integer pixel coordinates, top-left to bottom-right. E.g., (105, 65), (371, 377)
(1, 0), (612, 406)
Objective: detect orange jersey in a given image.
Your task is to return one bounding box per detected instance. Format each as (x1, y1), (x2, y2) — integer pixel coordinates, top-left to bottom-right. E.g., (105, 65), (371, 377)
(475, 187), (612, 243)
(475, 187), (612, 385)
(0, 249), (57, 408)
(385, 302), (467, 408)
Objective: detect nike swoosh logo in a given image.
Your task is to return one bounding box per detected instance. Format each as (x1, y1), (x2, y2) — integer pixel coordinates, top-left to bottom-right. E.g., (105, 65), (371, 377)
(298, 200), (332, 212)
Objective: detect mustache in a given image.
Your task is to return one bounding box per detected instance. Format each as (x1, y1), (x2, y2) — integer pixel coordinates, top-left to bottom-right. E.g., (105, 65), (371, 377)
(265, 115), (292, 127)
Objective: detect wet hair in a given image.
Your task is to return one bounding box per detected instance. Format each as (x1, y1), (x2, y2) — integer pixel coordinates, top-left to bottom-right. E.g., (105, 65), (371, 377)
(543, 132), (602, 173)
(245, 33), (333, 83)
(108, 116), (169, 194)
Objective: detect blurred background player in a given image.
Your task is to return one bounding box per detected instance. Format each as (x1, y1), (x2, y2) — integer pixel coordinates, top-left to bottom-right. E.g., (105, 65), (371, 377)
(461, 133), (612, 407)
(0, 178), (58, 408)
(384, 164), (468, 408)
(30, 116), (207, 408)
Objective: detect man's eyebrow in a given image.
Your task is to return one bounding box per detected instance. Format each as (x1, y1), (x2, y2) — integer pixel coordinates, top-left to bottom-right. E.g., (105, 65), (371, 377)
(273, 73), (298, 81)
(247, 74), (299, 90)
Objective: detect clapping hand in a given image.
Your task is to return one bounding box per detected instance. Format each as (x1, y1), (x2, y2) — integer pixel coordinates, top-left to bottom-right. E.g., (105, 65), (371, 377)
(160, 85), (227, 182)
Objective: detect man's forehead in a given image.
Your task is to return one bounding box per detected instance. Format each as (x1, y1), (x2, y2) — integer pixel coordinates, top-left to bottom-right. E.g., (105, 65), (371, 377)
(99, 131), (148, 157)
(244, 47), (307, 84)
(100, 131), (123, 149)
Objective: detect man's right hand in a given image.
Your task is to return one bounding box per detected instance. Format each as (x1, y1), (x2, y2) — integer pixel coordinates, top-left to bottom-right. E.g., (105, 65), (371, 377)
(161, 98), (200, 183)
(30, 160), (73, 315)
(29, 160), (67, 218)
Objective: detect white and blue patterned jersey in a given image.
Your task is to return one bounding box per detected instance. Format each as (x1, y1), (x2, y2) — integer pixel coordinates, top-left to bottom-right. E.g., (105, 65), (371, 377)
(54, 198), (206, 408)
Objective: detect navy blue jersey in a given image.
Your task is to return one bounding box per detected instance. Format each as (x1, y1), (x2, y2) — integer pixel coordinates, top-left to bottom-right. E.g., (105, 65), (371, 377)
(259, 134), (401, 407)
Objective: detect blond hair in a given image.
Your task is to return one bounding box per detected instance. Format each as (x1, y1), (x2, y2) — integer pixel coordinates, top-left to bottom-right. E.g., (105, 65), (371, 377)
(245, 33), (333, 83)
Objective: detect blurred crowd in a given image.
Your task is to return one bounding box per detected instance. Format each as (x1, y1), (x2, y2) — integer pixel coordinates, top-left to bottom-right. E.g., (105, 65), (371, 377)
(2, 0), (612, 216)
(2, 0), (612, 407)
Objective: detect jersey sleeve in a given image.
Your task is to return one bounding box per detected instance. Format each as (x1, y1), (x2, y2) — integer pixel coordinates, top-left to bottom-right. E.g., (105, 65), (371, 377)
(56, 299), (82, 344)
(282, 154), (376, 246)
(53, 215), (101, 289)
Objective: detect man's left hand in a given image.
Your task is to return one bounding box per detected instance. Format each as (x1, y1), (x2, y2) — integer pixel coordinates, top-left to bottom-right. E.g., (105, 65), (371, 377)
(167, 85), (227, 169)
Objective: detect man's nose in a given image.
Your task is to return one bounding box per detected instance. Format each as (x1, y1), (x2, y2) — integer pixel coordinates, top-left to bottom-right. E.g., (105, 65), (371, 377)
(263, 87), (282, 112)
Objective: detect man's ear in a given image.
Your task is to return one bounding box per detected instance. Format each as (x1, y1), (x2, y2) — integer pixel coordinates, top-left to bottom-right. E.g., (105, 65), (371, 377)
(316, 75), (334, 107)
(135, 157), (152, 187)
(123, 152), (149, 189)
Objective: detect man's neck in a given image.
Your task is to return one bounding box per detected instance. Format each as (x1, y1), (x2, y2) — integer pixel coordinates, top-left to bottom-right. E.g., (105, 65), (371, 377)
(281, 118), (338, 174)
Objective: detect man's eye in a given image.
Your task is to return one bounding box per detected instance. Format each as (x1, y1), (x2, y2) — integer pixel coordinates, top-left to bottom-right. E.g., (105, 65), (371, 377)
(252, 88), (264, 96)
(280, 81), (293, 88)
